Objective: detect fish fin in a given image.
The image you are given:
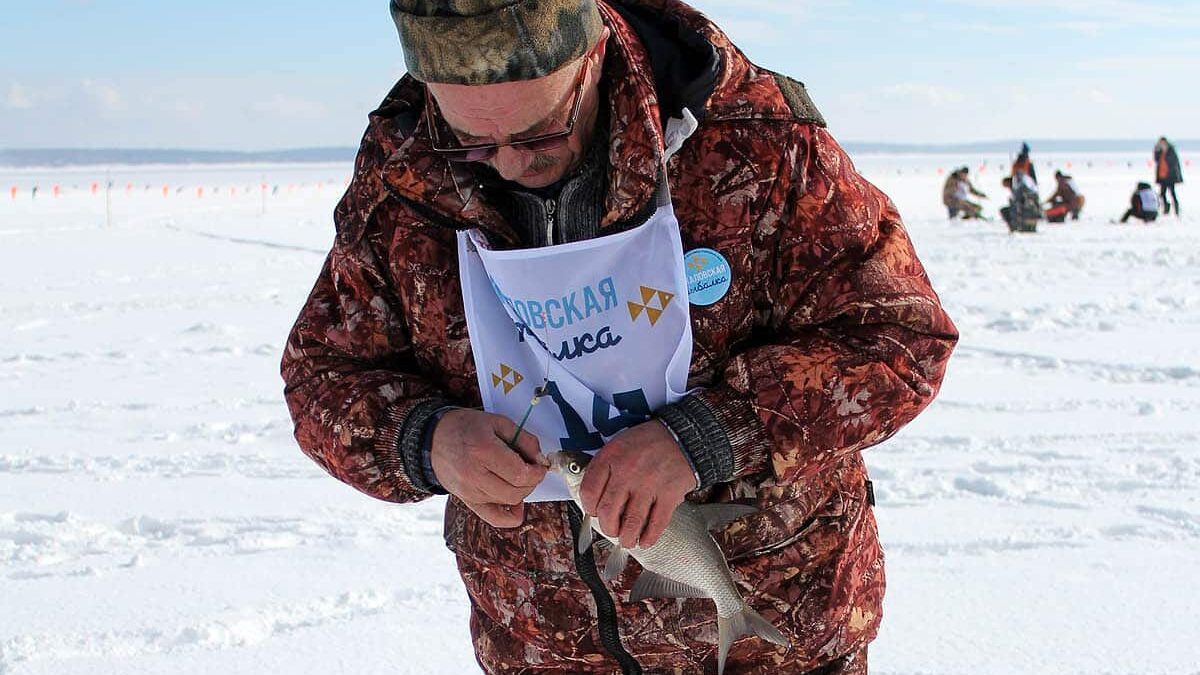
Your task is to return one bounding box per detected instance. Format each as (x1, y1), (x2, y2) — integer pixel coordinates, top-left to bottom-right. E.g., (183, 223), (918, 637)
(716, 604), (790, 675)
(577, 516), (594, 554)
(696, 503), (758, 530)
(629, 570), (707, 602)
(602, 546), (629, 581)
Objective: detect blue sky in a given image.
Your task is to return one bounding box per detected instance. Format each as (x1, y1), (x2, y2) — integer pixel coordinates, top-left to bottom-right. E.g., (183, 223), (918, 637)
(3, 0), (1198, 149)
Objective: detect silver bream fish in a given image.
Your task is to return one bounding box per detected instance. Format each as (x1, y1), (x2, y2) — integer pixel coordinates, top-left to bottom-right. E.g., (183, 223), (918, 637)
(549, 450), (789, 674)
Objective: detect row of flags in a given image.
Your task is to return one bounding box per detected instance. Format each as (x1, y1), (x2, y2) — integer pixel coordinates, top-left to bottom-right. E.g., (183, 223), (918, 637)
(934, 158), (1192, 176)
(6, 177), (351, 200)
(7, 157), (1191, 199)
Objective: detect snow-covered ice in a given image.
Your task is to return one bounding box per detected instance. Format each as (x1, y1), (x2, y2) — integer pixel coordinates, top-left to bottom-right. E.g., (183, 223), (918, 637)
(1, 153), (1196, 674)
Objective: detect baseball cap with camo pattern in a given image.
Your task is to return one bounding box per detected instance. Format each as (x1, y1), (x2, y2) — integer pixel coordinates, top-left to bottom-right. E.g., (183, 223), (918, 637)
(389, 0), (604, 85)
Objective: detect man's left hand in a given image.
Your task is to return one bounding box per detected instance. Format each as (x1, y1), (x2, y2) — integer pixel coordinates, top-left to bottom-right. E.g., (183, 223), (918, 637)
(579, 420), (697, 549)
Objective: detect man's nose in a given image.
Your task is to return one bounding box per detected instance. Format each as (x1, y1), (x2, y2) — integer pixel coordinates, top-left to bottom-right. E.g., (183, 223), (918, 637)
(491, 146), (532, 179)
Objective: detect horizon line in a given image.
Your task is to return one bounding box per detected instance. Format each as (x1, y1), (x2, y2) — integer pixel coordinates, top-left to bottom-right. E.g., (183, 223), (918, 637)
(1, 138), (1190, 168)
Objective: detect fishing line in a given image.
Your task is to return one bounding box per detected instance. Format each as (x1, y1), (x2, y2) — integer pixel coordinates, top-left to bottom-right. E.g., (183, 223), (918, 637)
(507, 322), (553, 448)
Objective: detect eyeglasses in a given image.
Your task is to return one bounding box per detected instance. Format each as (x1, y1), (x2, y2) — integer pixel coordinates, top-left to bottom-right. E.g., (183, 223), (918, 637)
(424, 57), (590, 163)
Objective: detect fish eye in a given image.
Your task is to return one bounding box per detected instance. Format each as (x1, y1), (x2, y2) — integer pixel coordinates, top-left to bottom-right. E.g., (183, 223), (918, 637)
(568, 462), (580, 474)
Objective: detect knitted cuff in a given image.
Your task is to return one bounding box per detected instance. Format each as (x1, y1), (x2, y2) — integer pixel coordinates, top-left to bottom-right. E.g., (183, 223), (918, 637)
(657, 390), (772, 488)
(395, 398), (454, 495)
(656, 395), (734, 489)
(691, 388), (772, 478)
(419, 406), (460, 491)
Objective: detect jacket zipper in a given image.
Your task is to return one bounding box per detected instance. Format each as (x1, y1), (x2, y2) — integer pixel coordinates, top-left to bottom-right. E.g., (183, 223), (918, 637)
(544, 198), (556, 246)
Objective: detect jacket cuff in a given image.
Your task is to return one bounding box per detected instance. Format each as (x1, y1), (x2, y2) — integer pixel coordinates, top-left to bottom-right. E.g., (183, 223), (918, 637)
(657, 389), (771, 488)
(376, 397), (453, 496)
(419, 405), (460, 491)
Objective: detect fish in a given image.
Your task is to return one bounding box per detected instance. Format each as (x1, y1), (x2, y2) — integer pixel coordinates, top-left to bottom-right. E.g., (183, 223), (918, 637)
(548, 450), (789, 675)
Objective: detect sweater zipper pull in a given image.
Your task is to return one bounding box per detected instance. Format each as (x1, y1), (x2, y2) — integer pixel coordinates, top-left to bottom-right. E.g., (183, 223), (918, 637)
(545, 198), (556, 246)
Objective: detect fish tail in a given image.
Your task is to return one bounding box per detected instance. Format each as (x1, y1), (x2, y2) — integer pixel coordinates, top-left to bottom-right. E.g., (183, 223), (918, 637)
(716, 604), (790, 675)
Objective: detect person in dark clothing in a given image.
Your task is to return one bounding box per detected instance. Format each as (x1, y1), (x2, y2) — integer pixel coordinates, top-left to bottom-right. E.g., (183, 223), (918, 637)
(1121, 182), (1160, 223)
(1045, 170), (1085, 222)
(1011, 142), (1037, 186)
(1154, 137), (1183, 216)
(1001, 174), (1041, 232)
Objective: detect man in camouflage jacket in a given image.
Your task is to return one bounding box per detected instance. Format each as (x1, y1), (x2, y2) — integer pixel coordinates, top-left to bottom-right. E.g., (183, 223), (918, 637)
(282, 0), (958, 672)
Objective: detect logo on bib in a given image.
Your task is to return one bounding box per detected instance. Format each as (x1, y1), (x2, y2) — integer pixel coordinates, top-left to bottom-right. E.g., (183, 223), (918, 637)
(627, 286), (676, 326)
(685, 248), (732, 306)
(490, 363), (524, 394)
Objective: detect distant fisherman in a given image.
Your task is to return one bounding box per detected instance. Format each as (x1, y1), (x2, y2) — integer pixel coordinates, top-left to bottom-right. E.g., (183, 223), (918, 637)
(1001, 173), (1042, 233)
(1154, 137), (1183, 217)
(1045, 170), (1085, 222)
(942, 166), (987, 220)
(282, 0), (958, 673)
(1120, 182), (1159, 224)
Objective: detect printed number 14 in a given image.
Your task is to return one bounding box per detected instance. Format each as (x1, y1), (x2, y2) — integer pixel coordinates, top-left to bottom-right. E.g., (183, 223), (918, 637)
(540, 380), (651, 451)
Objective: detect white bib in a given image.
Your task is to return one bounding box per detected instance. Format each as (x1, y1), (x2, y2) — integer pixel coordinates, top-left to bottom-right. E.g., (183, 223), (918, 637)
(1137, 188), (1158, 213)
(457, 201), (693, 501)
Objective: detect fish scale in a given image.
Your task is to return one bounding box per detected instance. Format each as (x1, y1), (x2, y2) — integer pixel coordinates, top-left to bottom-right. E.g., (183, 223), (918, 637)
(627, 503), (745, 617)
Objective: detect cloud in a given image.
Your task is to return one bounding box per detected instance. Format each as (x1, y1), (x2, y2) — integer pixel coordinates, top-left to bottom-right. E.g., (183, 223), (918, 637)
(695, 0), (818, 20)
(689, 0), (832, 46)
(247, 94), (329, 120)
(938, 20), (1020, 35)
(1051, 21), (1106, 36)
(881, 83), (966, 106)
(81, 79), (127, 112)
(942, 0), (1200, 29)
(712, 18), (787, 46)
(1084, 88), (1114, 104)
(1074, 54), (1200, 73)
(4, 82), (34, 110)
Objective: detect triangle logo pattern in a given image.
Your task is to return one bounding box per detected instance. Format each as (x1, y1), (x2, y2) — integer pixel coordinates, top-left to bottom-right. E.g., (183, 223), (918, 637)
(627, 285), (675, 326)
(490, 363), (523, 394)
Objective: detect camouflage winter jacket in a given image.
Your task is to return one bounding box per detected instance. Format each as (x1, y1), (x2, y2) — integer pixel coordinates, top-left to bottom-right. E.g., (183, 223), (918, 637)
(281, 0), (958, 672)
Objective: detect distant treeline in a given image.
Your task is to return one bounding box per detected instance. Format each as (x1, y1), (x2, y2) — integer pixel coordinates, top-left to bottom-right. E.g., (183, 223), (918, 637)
(0, 139), (1191, 167)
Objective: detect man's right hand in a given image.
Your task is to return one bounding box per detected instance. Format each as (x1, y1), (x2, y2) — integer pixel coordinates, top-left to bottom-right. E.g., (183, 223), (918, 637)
(430, 409), (547, 528)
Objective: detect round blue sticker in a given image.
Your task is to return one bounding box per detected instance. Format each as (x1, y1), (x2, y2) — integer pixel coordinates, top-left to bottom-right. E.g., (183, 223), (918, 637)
(684, 248), (732, 306)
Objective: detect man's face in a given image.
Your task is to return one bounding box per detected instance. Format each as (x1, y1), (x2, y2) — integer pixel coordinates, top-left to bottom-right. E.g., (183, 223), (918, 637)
(427, 35), (605, 189)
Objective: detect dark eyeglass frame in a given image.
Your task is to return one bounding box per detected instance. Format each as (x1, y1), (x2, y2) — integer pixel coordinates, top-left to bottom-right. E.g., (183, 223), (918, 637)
(423, 57), (590, 163)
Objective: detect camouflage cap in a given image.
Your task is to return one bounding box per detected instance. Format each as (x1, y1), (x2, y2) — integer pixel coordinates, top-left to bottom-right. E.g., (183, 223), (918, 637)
(389, 0), (603, 85)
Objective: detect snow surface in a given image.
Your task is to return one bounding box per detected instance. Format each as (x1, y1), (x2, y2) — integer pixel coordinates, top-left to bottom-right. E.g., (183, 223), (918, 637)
(1, 154), (1197, 674)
